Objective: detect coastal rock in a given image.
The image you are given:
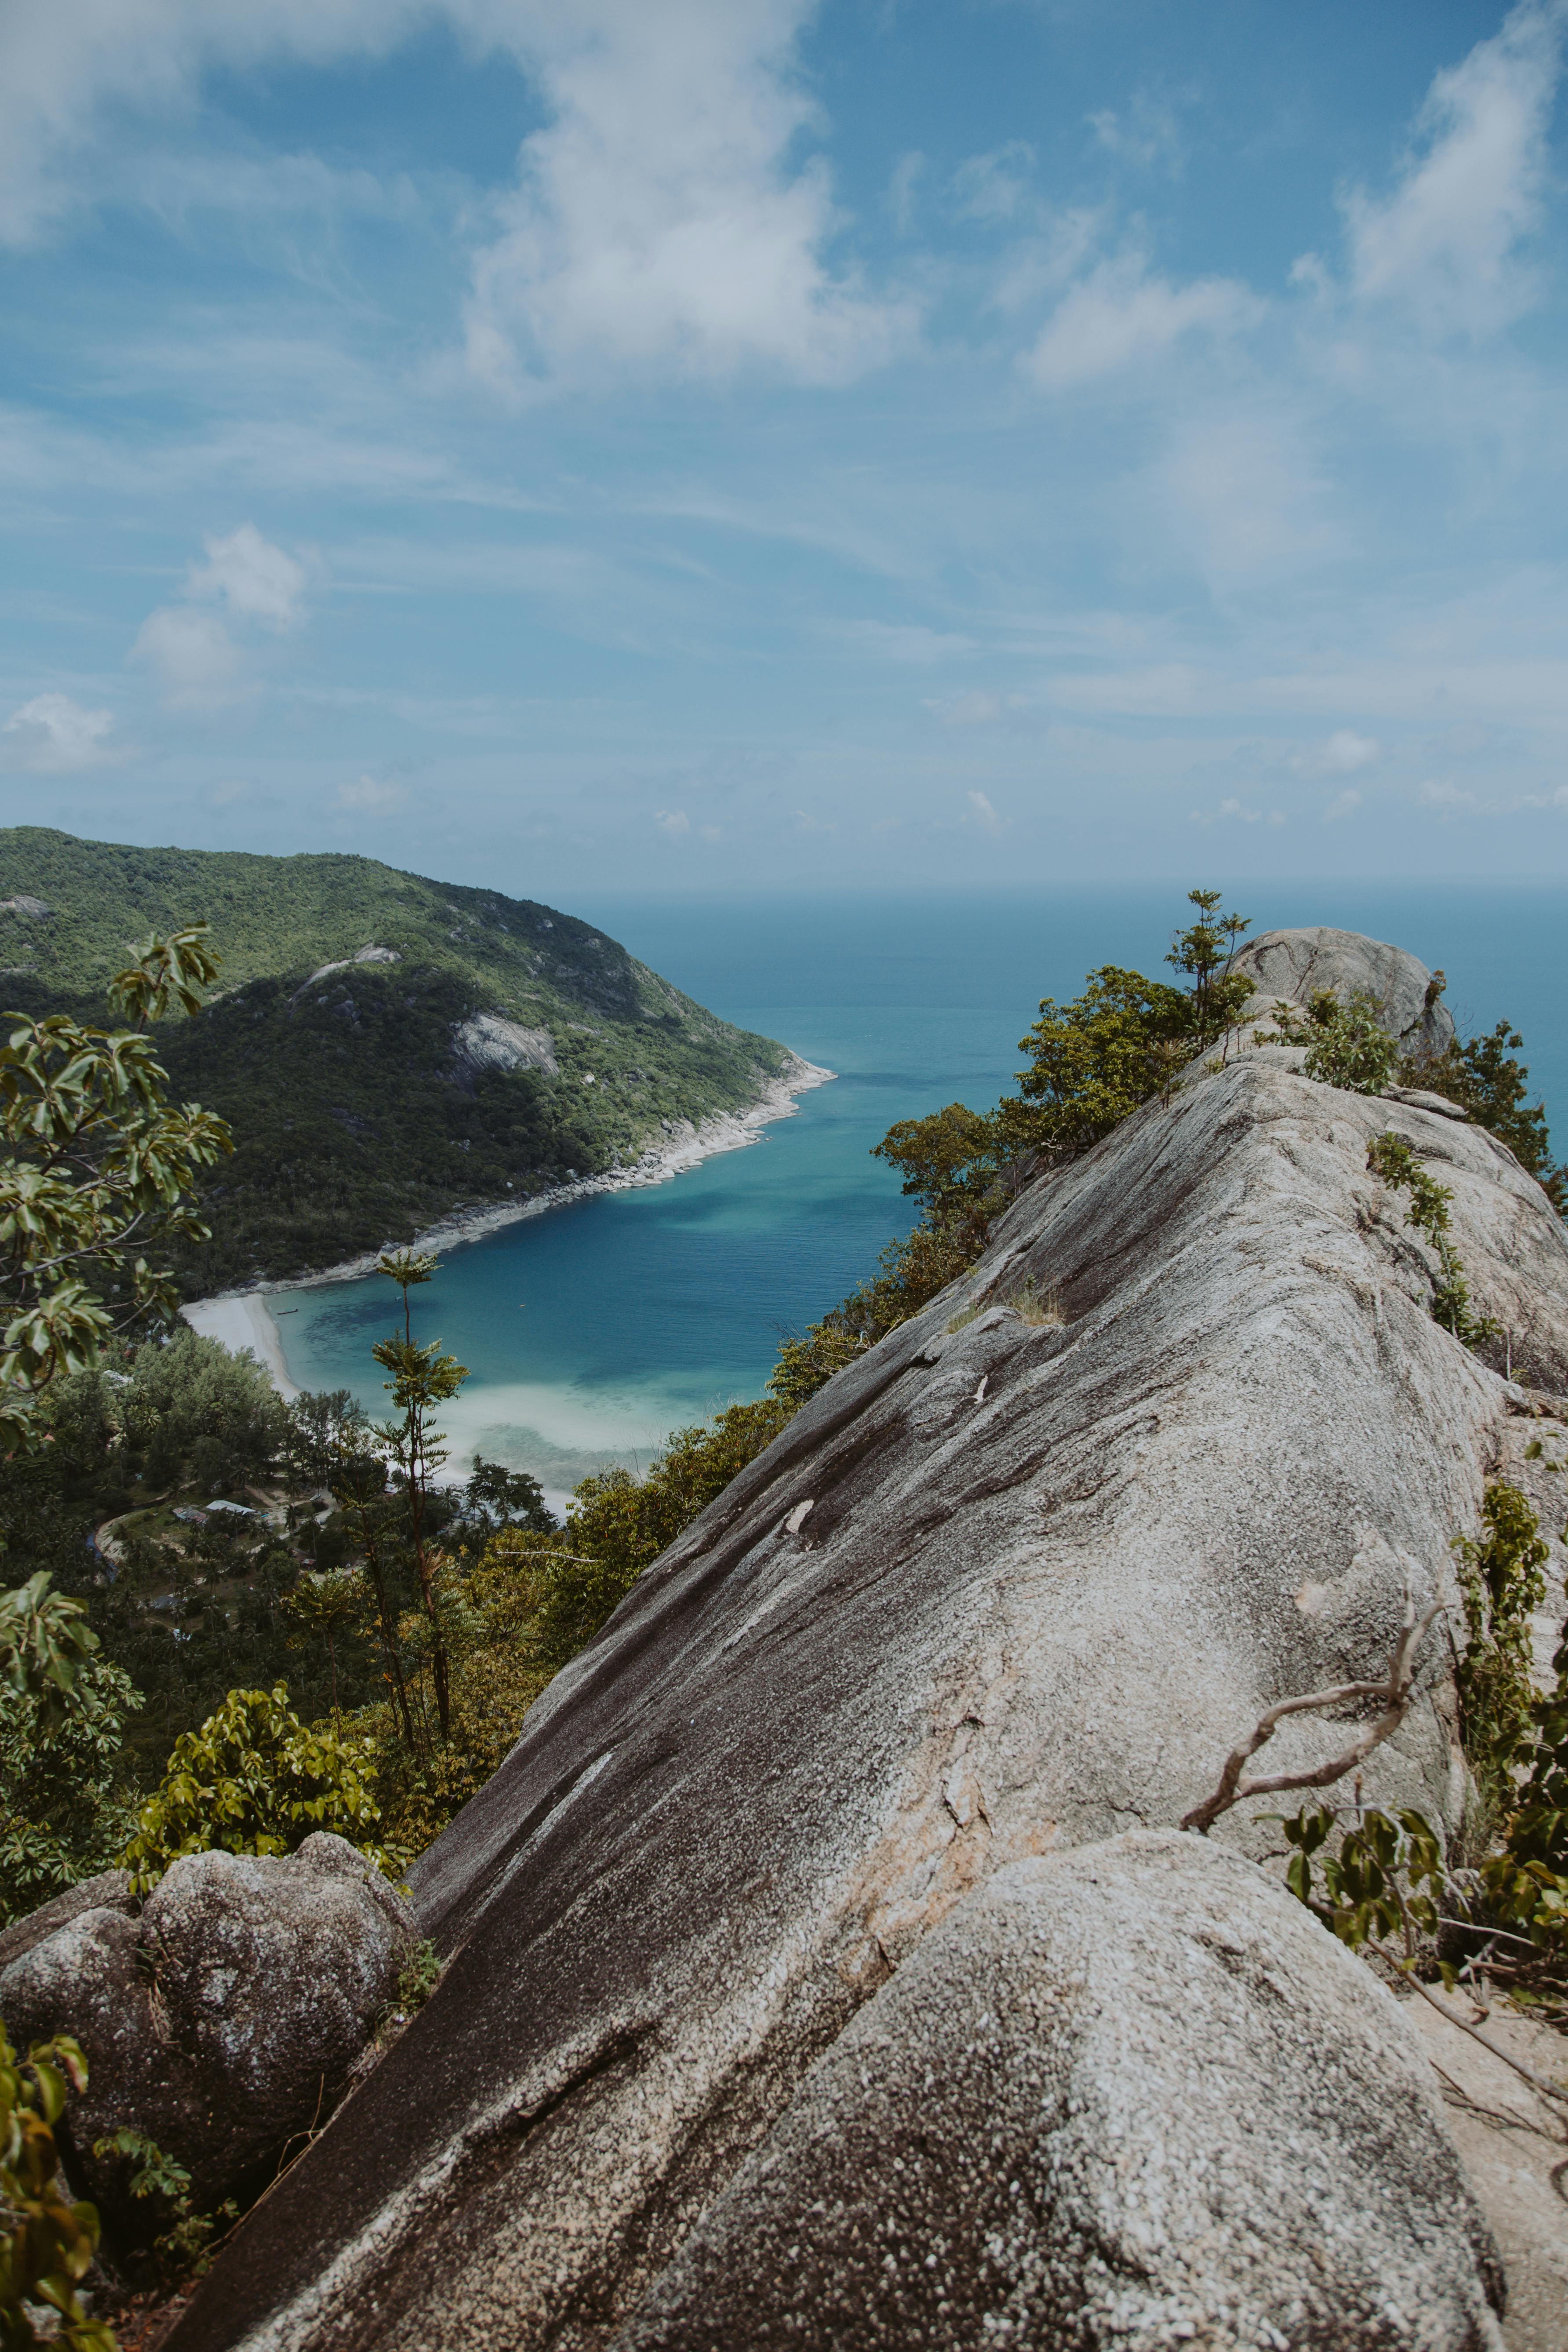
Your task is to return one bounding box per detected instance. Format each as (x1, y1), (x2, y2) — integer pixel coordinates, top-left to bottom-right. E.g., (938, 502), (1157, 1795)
(1231, 924), (1457, 1058)
(0, 1834), (412, 2241)
(613, 1832), (1503, 2352)
(165, 980), (1568, 2351)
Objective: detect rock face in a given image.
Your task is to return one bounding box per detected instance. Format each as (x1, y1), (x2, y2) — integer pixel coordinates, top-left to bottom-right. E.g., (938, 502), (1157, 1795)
(1231, 924), (1457, 1059)
(0, 1835), (411, 2241)
(167, 985), (1568, 2351)
(450, 1012), (560, 1080)
(0, 1868), (134, 1974)
(614, 1833), (1503, 2351)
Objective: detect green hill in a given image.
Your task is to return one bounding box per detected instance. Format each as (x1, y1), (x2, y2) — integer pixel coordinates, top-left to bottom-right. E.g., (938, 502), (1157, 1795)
(0, 829), (793, 1294)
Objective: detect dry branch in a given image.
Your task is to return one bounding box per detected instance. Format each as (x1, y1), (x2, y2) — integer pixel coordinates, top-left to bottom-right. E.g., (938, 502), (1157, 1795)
(1181, 1587), (1444, 1835)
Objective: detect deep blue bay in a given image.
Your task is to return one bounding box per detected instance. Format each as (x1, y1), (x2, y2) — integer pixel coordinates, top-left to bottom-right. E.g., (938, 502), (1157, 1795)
(268, 885), (1568, 1505)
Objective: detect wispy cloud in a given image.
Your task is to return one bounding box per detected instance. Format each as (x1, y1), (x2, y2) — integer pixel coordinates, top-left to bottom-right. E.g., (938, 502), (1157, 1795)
(1334, 0), (1565, 337)
(0, 692), (116, 772)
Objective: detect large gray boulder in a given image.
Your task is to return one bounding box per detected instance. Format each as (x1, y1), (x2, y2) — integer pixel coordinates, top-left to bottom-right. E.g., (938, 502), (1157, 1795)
(614, 1832), (1504, 2351)
(165, 1003), (1568, 2350)
(1231, 924), (1457, 1059)
(0, 1834), (412, 2240)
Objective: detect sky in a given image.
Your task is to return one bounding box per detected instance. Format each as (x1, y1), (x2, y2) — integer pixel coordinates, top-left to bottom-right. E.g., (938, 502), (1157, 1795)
(4, 0), (1568, 896)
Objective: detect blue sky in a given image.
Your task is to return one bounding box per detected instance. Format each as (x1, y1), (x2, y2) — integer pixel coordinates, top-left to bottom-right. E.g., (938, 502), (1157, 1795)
(4, 0), (1568, 894)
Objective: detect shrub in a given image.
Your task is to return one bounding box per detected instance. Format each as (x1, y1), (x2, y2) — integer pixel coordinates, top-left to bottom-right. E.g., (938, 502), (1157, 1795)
(1366, 1131), (1497, 1347)
(1293, 988), (1400, 1096)
(121, 1682), (390, 1892)
(0, 2019), (112, 2350)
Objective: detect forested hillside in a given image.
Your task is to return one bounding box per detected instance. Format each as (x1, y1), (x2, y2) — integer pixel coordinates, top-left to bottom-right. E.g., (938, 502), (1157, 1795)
(0, 829), (791, 1290)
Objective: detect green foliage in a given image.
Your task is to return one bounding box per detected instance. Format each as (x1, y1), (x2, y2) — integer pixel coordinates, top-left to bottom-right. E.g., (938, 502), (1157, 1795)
(0, 829), (791, 1293)
(0, 2019), (113, 2351)
(450, 1459), (555, 1546)
(1404, 1016), (1566, 1206)
(1164, 887), (1255, 1051)
(1279, 1804), (1446, 1960)
(1454, 1482), (1552, 1806)
(1295, 988), (1401, 1096)
(395, 1939), (443, 2013)
(1482, 1600), (1568, 1953)
(1273, 1489), (1568, 1988)
(0, 1574), (141, 1926)
(89, 2128), (235, 2284)
(1366, 1131), (1497, 1346)
(1013, 966), (1199, 1153)
(0, 920), (230, 1445)
(536, 1400), (789, 1669)
(121, 1682), (389, 1893)
(113, 1324), (290, 1498)
(372, 1251), (467, 1740)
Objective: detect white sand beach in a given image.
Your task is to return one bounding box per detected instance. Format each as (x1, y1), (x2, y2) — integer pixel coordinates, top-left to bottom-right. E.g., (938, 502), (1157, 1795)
(181, 1053), (834, 1400)
(181, 1293), (300, 1398)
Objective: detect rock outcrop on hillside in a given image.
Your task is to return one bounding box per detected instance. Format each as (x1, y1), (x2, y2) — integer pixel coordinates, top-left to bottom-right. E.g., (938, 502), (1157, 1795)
(614, 1834), (1503, 2352)
(166, 967), (1568, 2351)
(1, 1835), (412, 2245)
(1231, 924), (1456, 1059)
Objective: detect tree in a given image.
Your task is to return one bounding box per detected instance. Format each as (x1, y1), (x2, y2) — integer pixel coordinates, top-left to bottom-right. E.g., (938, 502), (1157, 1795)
(1165, 886), (1253, 1050)
(451, 1458), (556, 1547)
(282, 1569), (364, 1729)
(0, 1574), (140, 1925)
(1406, 1018), (1565, 1208)
(121, 1683), (389, 1892)
(0, 924), (232, 1449)
(371, 1251), (468, 1740)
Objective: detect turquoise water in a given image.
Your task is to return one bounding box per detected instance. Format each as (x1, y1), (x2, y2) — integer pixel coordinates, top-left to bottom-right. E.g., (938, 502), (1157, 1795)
(269, 885), (1568, 1499)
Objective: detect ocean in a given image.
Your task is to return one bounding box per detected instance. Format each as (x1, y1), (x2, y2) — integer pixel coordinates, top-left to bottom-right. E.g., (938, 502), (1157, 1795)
(266, 884), (1568, 1504)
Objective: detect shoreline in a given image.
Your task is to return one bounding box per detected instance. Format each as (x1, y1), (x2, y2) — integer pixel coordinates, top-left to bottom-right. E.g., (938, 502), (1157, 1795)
(182, 1052), (835, 1396)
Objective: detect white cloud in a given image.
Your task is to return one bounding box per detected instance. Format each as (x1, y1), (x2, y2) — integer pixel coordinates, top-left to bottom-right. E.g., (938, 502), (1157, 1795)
(0, 0), (420, 244)
(1157, 411), (1340, 586)
(1190, 797), (1285, 827)
(1419, 778), (1479, 811)
(207, 778), (253, 806)
(0, 692), (114, 772)
(1023, 252), (1255, 390)
(188, 523), (308, 628)
(952, 142), (1037, 224)
(886, 151), (924, 236)
(1336, 0), (1564, 336)
(1290, 729), (1381, 776)
(932, 691), (1000, 726)
(336, 773), (408, 812)
(131, 607), (244, 708)
(1321, 729), (1380, 773)
(655, 808), (691, 835)
(844, 621), (978, 665)
(131, 524), (308, 706)
(964, 788), (1004, 834)
(1326, 789), (1363, 820)
(461, 1), (913, 393)
(1087, 91), (1186, 175)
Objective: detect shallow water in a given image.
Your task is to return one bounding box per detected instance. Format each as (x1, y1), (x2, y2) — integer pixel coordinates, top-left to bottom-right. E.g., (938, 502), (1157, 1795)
(269, 883), (1568, 1498)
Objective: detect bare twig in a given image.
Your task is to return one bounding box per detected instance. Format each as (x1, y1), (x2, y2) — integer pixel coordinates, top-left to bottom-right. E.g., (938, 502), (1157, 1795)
(1181, 1588), (1444, 1835)
(1375, 1956), (1568, 2117)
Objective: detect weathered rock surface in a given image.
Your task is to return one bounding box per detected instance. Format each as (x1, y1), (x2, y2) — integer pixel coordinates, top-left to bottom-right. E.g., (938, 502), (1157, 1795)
(450, 1012), (559, 1080)
(1402, 1994), (1568, 2352)
(1232, 924), (1457, 1059)
(0, 1835), (411, 2239)
(614, 1832), (1504, 2351)
(0, 1868), (134, 1974)
(167, 995), (1568, 2351)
